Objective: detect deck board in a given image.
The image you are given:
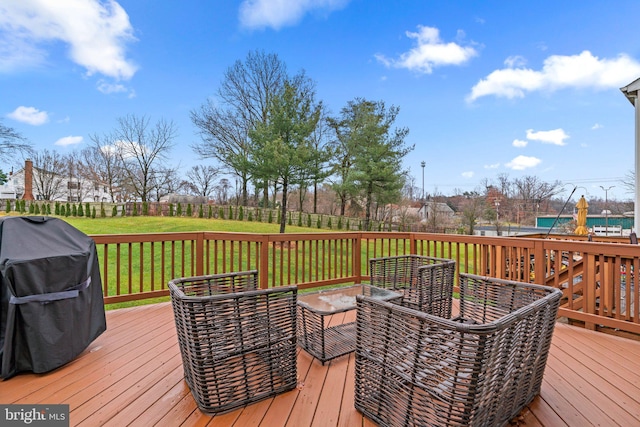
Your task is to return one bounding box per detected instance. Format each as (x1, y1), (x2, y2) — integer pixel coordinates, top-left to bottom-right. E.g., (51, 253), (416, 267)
(1, 302), (639, 427)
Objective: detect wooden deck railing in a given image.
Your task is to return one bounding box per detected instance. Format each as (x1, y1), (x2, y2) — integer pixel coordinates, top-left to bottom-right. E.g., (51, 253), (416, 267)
(92, 231), (640, 336)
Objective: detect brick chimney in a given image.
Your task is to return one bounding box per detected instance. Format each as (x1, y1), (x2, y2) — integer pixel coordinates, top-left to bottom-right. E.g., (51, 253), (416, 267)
(22, 159), (34, 200)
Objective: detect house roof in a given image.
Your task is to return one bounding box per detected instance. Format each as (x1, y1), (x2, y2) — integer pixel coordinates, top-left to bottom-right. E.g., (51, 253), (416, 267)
(620, 76), (640, 105)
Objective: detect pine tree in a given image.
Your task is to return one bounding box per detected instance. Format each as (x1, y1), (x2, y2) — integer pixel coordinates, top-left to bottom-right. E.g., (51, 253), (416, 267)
(78, 203), (84, 217)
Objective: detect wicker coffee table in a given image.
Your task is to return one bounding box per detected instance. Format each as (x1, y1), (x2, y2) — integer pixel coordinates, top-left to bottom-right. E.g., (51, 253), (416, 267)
(297, 284), (402, 364)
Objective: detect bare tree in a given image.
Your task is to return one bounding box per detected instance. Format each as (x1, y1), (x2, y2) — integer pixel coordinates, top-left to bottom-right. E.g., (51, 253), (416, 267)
(149, 166), (183, 201)
(31, 149), (68, 200)
(185, 165), (219, 198)
(214, 178), (231, 204)
(85, 133), (125, 202)
(0, 119), (32, 164)
(114, 114), (177, 202)
(191, 50), (287, 206)
(66, 151), (90, 202)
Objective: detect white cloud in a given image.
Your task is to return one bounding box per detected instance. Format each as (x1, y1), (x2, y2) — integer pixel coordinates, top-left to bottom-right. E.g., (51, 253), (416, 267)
(591, 123), (603, 130)
(512, 139), (528, 148)
(7, 106), (49, 125)
(461, 171), (474, 178)
(484, 163), (500, 169)
(375, 25), (478, 74)
(239, 0), (349, 30)
(0, 0), (137, 80)
(504, 55), (526, 68)
(55, 135), (83, 146)
(467, 50), (640, 102)
(505, 155), (541, 170)
(526, 128), (569, 146)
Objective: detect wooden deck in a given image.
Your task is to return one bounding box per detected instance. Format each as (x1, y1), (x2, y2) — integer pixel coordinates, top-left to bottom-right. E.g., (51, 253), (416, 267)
(2, 302), (640, 426)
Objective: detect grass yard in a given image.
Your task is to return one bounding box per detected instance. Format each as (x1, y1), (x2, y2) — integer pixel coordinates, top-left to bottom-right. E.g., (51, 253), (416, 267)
(61, 215), (331, 235)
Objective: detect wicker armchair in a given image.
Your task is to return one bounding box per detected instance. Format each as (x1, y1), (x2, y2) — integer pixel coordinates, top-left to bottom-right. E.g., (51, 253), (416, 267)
(169, 270), (298, 414)
(355, 273), (562, 427)
(369, 255), (456, 316)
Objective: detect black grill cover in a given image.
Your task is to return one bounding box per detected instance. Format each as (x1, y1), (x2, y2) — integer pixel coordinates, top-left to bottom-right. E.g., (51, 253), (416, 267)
(0, 216), (106, 379)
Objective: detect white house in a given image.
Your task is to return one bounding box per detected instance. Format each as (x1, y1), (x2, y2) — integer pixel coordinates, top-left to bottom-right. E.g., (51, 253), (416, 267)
(2, 160), (110, 203)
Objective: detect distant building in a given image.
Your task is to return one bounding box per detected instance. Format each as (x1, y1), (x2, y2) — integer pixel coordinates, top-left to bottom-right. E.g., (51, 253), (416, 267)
(418, 201), (455, 222)
(2, 159), (110, 203)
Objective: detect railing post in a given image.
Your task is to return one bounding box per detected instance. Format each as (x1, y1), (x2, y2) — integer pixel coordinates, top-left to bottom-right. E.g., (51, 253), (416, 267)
(354, 233), (362, 283)
(534, 239), (546, 286)
(195, 232), (204, 277)
(260, 235), (270, 289)
(410, 233), (417, 255)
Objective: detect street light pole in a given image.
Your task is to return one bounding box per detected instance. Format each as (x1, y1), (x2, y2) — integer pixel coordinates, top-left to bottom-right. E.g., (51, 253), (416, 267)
(420, 161), (425, 201)
(599, 185), (615, 236)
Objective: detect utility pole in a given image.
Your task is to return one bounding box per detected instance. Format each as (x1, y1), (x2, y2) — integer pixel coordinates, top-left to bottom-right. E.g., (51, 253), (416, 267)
(421, 161), (426, 221)
(600, 185), (615, 236)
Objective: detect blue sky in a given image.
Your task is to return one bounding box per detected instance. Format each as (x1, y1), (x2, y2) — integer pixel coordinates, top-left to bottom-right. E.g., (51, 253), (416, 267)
(2, 0), (640, 201)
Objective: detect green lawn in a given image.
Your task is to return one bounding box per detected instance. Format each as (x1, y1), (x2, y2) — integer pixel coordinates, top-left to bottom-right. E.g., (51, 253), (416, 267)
(61, 215), (330, 235)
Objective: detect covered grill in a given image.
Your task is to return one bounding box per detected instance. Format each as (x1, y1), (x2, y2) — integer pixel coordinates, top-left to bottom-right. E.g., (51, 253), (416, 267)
(0, 216), (106, 379)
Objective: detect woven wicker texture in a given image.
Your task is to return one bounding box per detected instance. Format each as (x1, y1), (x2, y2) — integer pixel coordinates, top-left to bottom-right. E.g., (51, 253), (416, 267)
(169, 271), (297, 414)
(355, 273), (562, 427)
(297, 285), (401, 364)
(369, 255), (456, 316)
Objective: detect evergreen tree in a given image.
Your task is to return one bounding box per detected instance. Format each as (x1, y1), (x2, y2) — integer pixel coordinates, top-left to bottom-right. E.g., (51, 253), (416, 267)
(142, 201), (148, 216)
(208, 205), (213, 218)
(112, 205), (118, 217)
(176, 203), (182, 216)
(5, 200), (10, 213)
(66, 202), (71, 216)
(337, 217), (342, 229)
(55, 201), (60, 215)
(317, 215), (322, 228)
(72, 204), (77, 216)
(187, 204), (192, 217)
(34, 203), (40, 215)
(297, 213), (302, 227)
(100, 202), (106, 218)
(329, 99), (412, 231)
(327, 217), (332, 229)
(219, 207), (224, 219)
(248, 210), (253, 221)
(307, 214), (312, 228)
(29, 202), (35, 214)
(238, 206), (244, 221)
(198, 204), (204, 218)
(78, 203), (84, 217)
(228, 205), (233, 219)
(288, 211), (292, 225)
(85, 202), (91, 217)
(168, 203), (174, 217)
(268, 210), (273, 223)
(61, 205), (66, 216)
(132, 202), (138, 216)
(92, 206), (96, 218)
(247, 75), (321, 233)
